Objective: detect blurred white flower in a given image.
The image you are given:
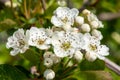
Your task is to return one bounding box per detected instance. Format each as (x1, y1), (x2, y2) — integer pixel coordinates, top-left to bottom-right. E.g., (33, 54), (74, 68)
(44, 69), (55, 80)
(44, 51), (61, 64)
(91, 29), (103, 40)
(51, 7), (79, 28)
(83, 33), (109, 61)
(43, 51), (53, 59)
(52, 31), (84, 57)
(51, 54), (61, 64)
(44, 58), (53, 68)
(6, 29), (29, 56)
(28, 27), (51, 50)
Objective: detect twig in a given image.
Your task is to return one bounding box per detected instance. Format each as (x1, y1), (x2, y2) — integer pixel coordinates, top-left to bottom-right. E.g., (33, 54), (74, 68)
(23, 0), (29, 19)
(79, 0), (91, 13)
(104, 58), (120, 75)
(98, 12), (120, 21)
(66, 0), (73, 8)
(40, 0), (46, 12)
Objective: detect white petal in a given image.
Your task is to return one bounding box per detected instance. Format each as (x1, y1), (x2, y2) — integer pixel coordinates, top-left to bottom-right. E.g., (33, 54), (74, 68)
(51, 16), (63, 27)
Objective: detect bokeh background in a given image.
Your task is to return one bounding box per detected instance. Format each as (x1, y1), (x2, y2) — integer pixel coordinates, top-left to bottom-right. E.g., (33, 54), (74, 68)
(0, 0), (120, 80)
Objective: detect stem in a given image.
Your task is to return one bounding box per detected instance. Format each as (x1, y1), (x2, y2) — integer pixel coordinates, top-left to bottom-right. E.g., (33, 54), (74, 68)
(23, 0), (29, 19)
(10, 0), (13, 10)
(40, 0), (46, 12)
(79, 0), (91, 13)
(63, 58), (72, 68)
(104, 58), (120, 75)
(63, 63), (77, 75)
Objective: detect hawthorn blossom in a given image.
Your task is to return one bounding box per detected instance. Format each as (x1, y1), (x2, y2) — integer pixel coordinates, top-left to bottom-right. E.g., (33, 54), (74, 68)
(6, 29), (29, 56)
(51, 31), (84, 57)
(28, 27), (51, 50)
(51, 7), (79, 29)
(44, 69), (55, 80)
(83, 33), (109, 61)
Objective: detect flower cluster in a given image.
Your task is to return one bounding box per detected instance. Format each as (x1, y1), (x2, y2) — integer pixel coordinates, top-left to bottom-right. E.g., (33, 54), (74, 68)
(6, 7), (109, 80)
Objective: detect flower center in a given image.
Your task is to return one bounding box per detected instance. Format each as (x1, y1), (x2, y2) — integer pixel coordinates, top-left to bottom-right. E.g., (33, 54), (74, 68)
(37, 39), (45, 45)
(19, 39), (25, 47)
(89, 44), (97, 51)
(61, 42), (71, 51)
(61, 17), (68, 23)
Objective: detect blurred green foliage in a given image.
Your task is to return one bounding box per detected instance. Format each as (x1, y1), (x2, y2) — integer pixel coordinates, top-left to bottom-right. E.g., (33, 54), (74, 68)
(0, 0), (120, 80)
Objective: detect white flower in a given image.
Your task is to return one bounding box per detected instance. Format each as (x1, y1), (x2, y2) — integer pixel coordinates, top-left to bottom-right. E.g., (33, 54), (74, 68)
(51, 7), (79, 28)
(83, 33), (109, 61)
(73, 50), (83, 62)
(91, 29), (103, 40)
(44, 58), (53, 68)
(52, 31), (84, 57)
(6, 29), (29, 56)
(44, 69), (55, 80)
(28, 27), (51, 50)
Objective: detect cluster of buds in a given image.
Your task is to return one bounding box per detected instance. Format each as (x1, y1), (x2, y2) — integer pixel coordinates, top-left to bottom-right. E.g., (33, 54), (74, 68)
(6, 6), (109, 80)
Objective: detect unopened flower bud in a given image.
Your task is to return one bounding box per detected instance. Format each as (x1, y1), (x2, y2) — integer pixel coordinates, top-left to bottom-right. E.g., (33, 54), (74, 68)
(51, 54), (61, 64)
(82, 9), (91, 15)
(81, 23), (90, 32)
(73, 51), (83, 62)
(75, 16), (84, 25)
(44, 58), (53, 68)
(43, 51), (53, 58)
(90, 21), (99, 29)
(44, 69), (55, 80)
(91, 29), (103, 40)
(85, 52), (97, 62)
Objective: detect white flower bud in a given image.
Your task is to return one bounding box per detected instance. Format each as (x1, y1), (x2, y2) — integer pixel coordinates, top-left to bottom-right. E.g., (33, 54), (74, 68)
(43, 51), (53, 59)
(85, 52), (97, 62)
(90, 21), (99, 29)
(44, 69), (55, 80)
(44, 58), (53, 68)
(73, 51), (83, 62)
(51, 54), (61, 64)
(82, 9), (91, 15)
(91, 29), (103, 40)
(81, 23), (91, 32)
(75, 16), (84, 25)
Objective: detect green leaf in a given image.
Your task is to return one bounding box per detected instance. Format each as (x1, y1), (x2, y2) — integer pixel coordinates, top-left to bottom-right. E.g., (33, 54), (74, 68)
(0, 19), (16, 32)
(79, 59), (105, 71)
(21, 49), (40, 65)
(0, 64), (28, 80)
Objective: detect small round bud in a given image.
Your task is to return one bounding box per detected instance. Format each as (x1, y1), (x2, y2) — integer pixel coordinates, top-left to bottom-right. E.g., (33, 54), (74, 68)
(90, 21), (99, 29)
(75, 16), (84, 25)
(44, 69), (55, 80)
(73, 51), (83, 62)
(85, 52), (97, 62)
(82, 9), (91, 15)
(81, 23), (91, 32)
(43, 51), (53, 58)
(51, 54), (61, 64)
(57, 0), (66, 6)
(44, 58), (53, 68)
(91, 29), (103, 40)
